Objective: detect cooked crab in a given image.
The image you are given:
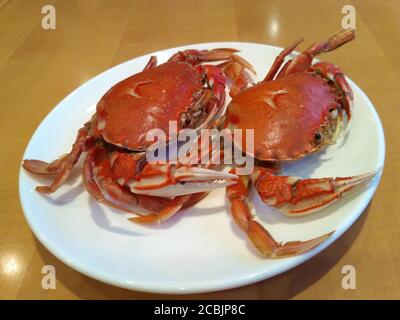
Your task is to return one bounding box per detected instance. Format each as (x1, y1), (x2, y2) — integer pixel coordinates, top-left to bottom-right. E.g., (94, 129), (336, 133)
(223, 29), (380, 257)
(23, 48), (252, 220)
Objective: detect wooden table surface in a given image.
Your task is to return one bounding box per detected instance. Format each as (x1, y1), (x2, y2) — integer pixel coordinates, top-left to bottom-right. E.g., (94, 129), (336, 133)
(1, 0), (399, 299)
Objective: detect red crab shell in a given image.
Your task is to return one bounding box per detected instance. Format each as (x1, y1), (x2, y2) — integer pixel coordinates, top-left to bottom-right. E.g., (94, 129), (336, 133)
(225, 72), (341, 161)
(95, 61), (203, 151)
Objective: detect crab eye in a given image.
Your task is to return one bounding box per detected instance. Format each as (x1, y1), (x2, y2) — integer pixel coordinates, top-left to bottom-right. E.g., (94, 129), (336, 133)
(314, 132), (323, 143)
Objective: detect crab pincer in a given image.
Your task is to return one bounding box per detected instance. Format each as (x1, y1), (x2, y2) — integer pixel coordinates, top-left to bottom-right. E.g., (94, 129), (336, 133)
(227, 167), (380, 258)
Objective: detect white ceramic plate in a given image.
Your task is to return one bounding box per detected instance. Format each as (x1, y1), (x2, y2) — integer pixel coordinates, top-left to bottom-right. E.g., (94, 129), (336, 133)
(19, 42), (385, 294)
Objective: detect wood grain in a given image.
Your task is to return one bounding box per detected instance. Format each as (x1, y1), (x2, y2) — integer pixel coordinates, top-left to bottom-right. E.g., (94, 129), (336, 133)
(0, 0), (399, 299)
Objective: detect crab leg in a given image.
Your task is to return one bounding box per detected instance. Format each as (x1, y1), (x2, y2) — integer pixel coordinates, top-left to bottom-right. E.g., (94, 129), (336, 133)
(22, 154), (68, 175)
(128, 194), (192, 224)
(143, 55), (157, 71)
(311, 61), (354, 120)
(129, 163), (237, 197)
(23, 126), (90, 194)
(226, 170), (332, 258)
(263, 38), (303, 82)
(276, 29), (355, 78)
(168, 48), (240, 65)
(128, 191), (210, 225)
(253, 167), (382, 216)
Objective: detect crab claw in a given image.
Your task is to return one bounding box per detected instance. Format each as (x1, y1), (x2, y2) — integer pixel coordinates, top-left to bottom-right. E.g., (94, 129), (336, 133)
(254, 167), (382, 216)
(128, 165), (238, 197)
(226, 170), (333, 258)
